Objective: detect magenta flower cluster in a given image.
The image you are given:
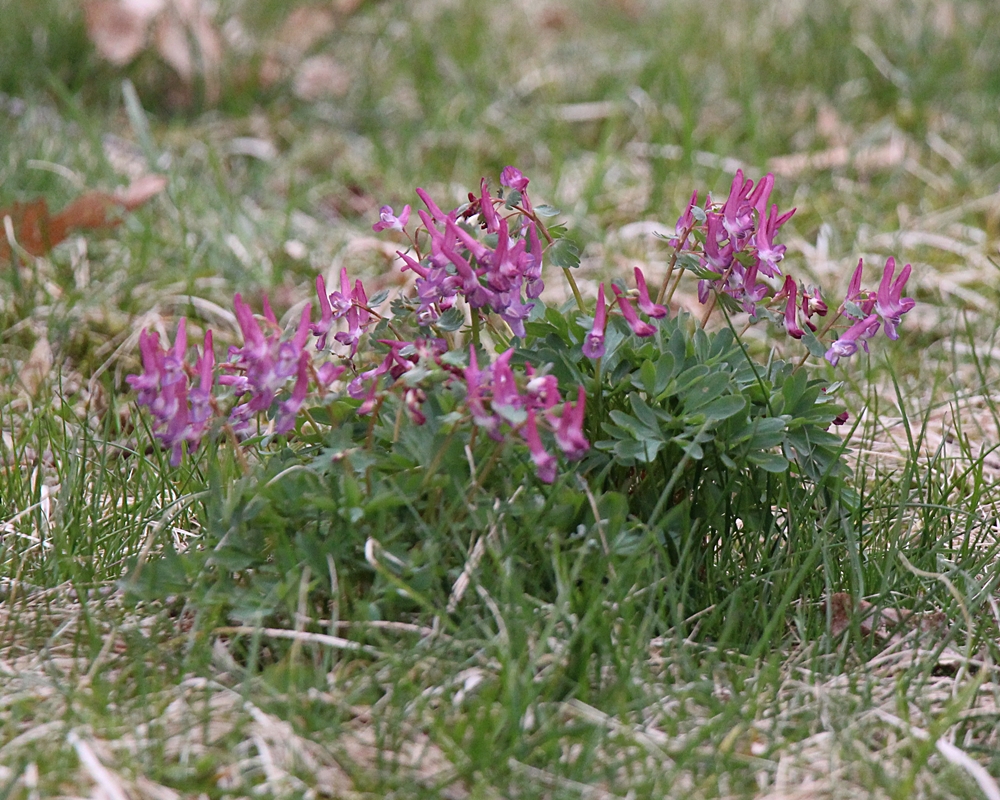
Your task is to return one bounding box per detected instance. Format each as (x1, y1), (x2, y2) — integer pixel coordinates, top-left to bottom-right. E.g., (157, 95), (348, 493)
(664, 170), (914, 367)
(824, 257), (915, 366)
(128, 166), (593, 482)
(392, 167), (543, 336)
(676, 171), (798, 317)
(464, 347), (588, 482)
(583, 268), (669, 360)
(128, 320), (215, 467)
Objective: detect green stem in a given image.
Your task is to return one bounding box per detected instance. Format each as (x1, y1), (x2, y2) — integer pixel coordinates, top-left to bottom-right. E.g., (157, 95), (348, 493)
(562, 267), (585, 312)
(657, 228), (691, 305)
(517, 205), (586, 313)
(471, 308), (481, 349)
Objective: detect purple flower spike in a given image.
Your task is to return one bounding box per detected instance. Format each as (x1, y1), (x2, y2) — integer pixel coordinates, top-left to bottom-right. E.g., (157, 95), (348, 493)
(372, 204), (411, 233)
(316, 361), (346, 388)
(671, 191), (698, 248)
(613, 285), (657, 337)
(275, 357), (309, 434)
(633, 267), (668, 318)
(703, 212), (734, 272)
(396, 250), (429, 278)
(311, 275), (334, 349)
(874, 257), (915, 340)
(720, 170), (755, 241)
(464, 346), (500, 436)
(526, 366), (560, 410)
(753, 204), (794, 278)
(844, 259), (875, 317)
(582, 283), (607, 360)
(553, 385), (589, 460)
(188, 329), (215, 431)
(825, 314), (881, 366)
(523, 409), (557, 484)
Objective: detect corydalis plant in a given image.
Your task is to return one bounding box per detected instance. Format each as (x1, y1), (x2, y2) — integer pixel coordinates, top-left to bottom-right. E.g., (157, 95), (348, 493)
(129, 166), (914, 477)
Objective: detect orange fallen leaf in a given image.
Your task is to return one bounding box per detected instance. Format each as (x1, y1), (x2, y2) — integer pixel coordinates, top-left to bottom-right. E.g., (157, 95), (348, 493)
(0, 174), (167, 261)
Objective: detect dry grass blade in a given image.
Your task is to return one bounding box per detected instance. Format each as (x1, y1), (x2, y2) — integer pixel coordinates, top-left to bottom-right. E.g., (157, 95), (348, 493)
(67, 730), (130, 800)
(213, 625), (384, 657)
(874, 710), (1000, 800)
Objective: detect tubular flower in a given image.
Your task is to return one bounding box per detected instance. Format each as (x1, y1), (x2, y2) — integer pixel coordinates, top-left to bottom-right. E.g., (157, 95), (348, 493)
(775, 276), (805, 339)
(873, 257), (915, 340)
(128, 319), (215, 466)
(552, 385), (589, 460)
(523, 409), (557, 484)
(843, 259), (876, 317)
(372, 204), (411, 233)
(613, 285), (657, 337)
(633, 267), (668, 318)
(671, 191), (698, 248)
(753, 203), (795, 277)
(824, 314), (881, 366)
(500, 166), (529, 193)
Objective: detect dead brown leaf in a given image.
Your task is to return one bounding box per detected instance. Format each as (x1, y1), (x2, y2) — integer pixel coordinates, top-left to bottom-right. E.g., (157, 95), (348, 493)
(828, 592), (948, 640)
(84, 0), (222, 102)
(0, 175), (167, 261)
(83, 0), (161, 65)
(153, 0), (223, 101)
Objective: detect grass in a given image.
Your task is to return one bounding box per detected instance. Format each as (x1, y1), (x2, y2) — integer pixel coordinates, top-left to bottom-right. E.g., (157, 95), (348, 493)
(2, 0), (1000, 796)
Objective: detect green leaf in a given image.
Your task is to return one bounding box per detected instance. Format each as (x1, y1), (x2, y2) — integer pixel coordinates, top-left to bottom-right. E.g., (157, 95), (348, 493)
(608, 410), (658, 440)
(629, 394), (662, 433)
(801, 329), (829, 358)
(547, 238), (580, 268)
(680, 371), (730, 413)
(504, 189), (522, 209)
(434, 306), (466, 332)
(615, 439), (663, 463)
(747, 451), (790, 473)
(638, 360), (657, 395)
(672, 437), (704, 460)
(701, 394), (746, 422)
(534, 204), (561, 217)
(654, 352), (677, 395)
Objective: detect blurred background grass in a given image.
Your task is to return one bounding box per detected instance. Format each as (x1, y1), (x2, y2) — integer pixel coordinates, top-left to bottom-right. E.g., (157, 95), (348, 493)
(2, 2), (1000, 796)
(3, 0), (999, 364)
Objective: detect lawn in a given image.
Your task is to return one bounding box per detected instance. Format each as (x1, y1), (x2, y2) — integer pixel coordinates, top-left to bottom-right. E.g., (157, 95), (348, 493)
(2, 0), (1000, 797)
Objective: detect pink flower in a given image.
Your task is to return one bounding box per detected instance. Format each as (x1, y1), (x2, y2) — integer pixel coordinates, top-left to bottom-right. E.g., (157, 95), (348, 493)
(552, 385), (589, 460)
(775, 276), (804, 339)
(753, 203), (794, 277)
(480, 178), (500, 234)
(372, 204), (411, 233)
(843, 259), (875, 317)
(633, 267), (667, 318)
(873, 257), (915, 340)
(825, 314), (881, 366)
(500, 166), (529, 192)
(415, 187), (449, 223)
(523, 409), (557, 483)
(613, 285), (657, 337)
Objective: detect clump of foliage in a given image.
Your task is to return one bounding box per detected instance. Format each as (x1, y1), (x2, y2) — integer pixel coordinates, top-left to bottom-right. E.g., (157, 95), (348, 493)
(128, 167), (914, 646)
